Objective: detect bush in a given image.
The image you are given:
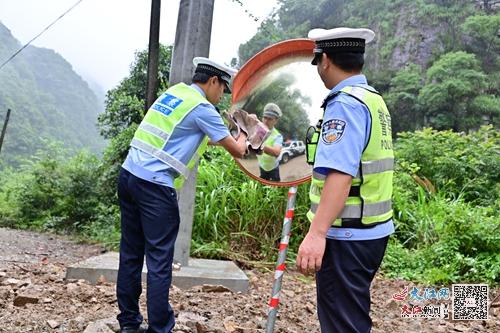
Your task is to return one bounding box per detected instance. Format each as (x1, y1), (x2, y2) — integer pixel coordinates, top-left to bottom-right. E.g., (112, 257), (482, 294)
(387, 193), (499, 284)
(192, 147), (310, 265)
(1, 127), (498, 284)
(0, 146), (101, 232)
(396, 126), (499, 206)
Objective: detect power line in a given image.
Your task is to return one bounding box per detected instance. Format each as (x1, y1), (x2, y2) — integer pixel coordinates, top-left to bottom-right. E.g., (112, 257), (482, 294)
(0, 0), (84, 71)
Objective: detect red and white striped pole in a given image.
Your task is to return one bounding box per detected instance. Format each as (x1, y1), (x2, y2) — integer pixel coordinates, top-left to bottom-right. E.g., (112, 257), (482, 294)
(265, 186), (298, 332)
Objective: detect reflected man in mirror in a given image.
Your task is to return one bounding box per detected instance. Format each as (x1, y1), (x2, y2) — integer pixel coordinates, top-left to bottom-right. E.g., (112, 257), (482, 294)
(257, 103), (283, 181)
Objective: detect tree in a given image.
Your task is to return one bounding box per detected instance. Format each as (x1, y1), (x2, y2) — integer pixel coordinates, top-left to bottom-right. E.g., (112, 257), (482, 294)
(461, 14), (500, 72)
(238, 18), (285, 65)
(419, 51), (488, 131)
(237, 0), (346, 65)
(97, 44), (172, 139)
(96, 44), (172, 203)
(385, 64), (424, 133)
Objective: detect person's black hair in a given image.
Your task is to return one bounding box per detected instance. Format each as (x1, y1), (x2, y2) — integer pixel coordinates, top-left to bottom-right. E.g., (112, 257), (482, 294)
(192, 72), (214, 84)
(325, 52), (364, 72)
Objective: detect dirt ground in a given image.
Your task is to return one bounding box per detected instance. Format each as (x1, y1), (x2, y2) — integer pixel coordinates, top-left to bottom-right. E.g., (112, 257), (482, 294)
(0, 227), (498, 333)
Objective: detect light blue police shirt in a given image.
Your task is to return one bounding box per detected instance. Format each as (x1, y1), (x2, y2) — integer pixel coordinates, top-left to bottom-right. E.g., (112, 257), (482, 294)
(122, 84), (230, 188)
(314, 74), (394, 241)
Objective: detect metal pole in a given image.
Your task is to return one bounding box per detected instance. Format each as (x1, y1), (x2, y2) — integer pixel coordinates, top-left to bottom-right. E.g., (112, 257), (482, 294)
(145, 0), (161, 110)
(0, 109), (11, 156)
(266, 186), (298, 332)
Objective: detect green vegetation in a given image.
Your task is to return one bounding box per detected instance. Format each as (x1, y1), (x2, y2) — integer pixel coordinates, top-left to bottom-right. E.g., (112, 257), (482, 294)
(1, 126), (498, 284)
(0, 1), (498, 286)
(237, 0), (499, 133)
(0, 22), (104, 165)
(385, 126), (499, 284)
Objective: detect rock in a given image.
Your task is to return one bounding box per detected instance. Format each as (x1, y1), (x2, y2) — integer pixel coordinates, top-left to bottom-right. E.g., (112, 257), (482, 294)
(97, 275), (107, 284)
(223, 317), (242, 333)
(434, 326), (446, 332)
(13, 295), (39, 307)
(66, 283), (79, 292)
(2, 278), (20, 286)
(173, 324), (191, 333)
(177, 311), (208, 331)
(195, 321), (208, 333)
(453, 324), (469, 332)
(83, 321), (114, 333)
(201, 285), (232, 293)
(385, 299), (400, 311)
(47, 320), (59, 329)
(305, 302), (315, 314)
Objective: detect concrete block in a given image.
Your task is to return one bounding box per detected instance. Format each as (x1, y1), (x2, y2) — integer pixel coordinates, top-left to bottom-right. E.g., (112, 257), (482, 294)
(66, 252), (249, 293)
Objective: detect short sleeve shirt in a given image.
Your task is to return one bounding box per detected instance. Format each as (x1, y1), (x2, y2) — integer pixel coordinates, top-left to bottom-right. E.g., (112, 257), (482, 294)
(122, 84), (230, 188)
(314, 75), (394, 241)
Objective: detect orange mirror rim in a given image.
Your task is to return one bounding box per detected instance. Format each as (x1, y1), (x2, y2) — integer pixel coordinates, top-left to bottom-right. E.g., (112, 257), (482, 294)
(231, 38), (316, 187)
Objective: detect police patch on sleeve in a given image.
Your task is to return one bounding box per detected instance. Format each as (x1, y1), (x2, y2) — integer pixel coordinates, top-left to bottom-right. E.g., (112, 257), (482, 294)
(321, 119), (347, 144)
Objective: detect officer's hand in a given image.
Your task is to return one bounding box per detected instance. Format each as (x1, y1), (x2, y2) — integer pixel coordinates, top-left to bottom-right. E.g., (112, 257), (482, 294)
(296, 231), (326, 275)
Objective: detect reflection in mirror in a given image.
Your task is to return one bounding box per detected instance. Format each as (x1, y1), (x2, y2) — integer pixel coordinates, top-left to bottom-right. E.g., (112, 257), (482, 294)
(233, 56), (330, 185)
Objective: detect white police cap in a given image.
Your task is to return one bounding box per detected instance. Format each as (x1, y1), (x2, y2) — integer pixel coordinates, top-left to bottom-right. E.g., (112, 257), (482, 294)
(193, 57), (237, 92)
(308, 27), (375, 65)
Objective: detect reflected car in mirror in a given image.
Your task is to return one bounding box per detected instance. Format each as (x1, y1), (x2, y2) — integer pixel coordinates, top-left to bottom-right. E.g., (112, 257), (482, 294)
(278, 140), (306, 164)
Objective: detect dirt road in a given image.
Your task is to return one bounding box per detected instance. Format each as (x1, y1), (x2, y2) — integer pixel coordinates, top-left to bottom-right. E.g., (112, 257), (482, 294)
(0, 228), (498, 332)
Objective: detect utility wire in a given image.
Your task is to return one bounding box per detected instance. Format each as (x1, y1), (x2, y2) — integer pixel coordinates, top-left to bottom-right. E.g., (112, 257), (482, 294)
(0, 0), (84, 71)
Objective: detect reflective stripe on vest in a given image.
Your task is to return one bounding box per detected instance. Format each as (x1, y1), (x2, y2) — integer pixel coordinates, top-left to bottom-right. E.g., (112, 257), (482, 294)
(257, 127), (281, 171)
(130, 83), (210, 187)
(307, 85), (394, 228)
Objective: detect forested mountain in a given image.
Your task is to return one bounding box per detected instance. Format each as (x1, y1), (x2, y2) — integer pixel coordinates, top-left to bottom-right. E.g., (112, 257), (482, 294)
(0, 22), (104, 166)
(238, 0), (499, 133)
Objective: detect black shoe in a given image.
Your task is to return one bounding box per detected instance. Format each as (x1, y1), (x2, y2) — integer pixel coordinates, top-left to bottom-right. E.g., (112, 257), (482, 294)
(120, 326), (148, 333)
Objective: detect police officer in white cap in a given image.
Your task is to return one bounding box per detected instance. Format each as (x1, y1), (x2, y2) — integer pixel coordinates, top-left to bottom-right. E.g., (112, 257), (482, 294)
(296, 27), (395, 333)
(116, 57), (248, 333)
(257, 103), (284, 181)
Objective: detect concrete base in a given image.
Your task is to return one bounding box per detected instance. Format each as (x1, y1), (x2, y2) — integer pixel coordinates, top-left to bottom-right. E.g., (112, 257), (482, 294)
(66, 252), (249, 293)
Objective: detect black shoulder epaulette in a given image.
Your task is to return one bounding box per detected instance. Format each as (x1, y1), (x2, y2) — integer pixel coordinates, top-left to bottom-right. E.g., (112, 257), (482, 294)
(320, 92), (340, 110)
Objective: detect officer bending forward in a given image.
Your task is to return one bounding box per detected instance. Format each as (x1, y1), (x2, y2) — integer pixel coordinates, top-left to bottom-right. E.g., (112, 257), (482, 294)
(116, 58), (247, 333)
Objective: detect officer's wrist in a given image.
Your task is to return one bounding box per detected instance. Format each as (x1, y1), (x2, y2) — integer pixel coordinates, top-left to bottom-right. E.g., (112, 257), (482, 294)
(308, 224), (328, 238)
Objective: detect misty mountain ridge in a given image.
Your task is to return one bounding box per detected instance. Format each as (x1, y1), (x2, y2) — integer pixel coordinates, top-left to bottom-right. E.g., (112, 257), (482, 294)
(0, 21), (105, 166)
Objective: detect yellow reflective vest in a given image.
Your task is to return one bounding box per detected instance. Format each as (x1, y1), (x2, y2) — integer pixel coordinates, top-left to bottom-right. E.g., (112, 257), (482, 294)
(130, 83), (209, 189)
(307, 85), (394, 228)
(257, 127), (281, 171)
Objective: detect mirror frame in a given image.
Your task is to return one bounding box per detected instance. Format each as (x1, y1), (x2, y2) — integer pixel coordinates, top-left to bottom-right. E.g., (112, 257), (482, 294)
(232, 38), (316, 187)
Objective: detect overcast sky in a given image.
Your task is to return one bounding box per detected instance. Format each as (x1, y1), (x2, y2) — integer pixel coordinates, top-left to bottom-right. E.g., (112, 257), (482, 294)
(0, 0), (278, 91)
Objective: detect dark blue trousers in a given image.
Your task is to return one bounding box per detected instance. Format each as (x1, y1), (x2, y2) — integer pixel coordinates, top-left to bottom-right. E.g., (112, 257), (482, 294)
(316, 236), (389, 333)
(259, 166), (281, 181)
(116, 168), (179, 333)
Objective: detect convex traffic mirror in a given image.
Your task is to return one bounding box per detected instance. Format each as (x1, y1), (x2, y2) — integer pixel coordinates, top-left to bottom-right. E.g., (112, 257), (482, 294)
(231, 39), (330, 186)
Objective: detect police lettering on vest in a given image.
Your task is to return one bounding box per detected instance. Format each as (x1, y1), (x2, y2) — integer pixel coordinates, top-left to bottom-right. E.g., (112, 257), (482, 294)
(307, 85), (394, 228)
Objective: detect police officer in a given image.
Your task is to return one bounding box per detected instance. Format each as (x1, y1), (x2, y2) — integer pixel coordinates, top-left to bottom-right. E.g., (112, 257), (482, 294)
(116, 57), (247, 333)
(296, 27), (395, 333)
(257, 103), (283, 181)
